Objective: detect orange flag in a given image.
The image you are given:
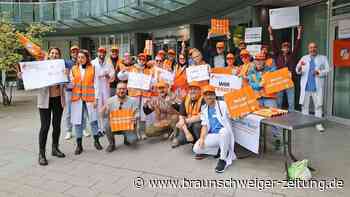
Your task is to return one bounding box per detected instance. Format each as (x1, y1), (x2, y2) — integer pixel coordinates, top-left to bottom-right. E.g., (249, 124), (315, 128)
(16, 32), (47, 60)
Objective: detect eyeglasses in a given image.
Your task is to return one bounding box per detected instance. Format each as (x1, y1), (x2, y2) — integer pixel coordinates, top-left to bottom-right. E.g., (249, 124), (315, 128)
(226, 57), (234, 60)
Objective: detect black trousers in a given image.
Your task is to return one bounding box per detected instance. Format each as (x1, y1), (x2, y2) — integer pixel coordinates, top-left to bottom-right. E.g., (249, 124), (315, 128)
(39, 96), (63, 151)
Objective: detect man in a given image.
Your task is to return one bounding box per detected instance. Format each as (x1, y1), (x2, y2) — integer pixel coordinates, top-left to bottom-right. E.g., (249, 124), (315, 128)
(248, 52), (281, 149)
(100, 82), (139, 153)
(118, 53), (154, 139)
(163, 49), (176, 71)
(203, 31), (229, 68)
(92, 47), (115, 135)
(143, 81), (179, 138)
(261, 44), (276, 68)
(172, 81), (205, 148)
(296, 42), (329, 132)
(154, 55), (164, 69)
(64, 45), (79, 140)
(193, 85), (236, 173)
(268, 25), (303, 112)
(107, 46), (122, 96)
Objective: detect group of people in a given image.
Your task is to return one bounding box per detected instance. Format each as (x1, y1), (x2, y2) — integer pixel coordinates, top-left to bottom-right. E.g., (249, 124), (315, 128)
(18, 25), (330, 174)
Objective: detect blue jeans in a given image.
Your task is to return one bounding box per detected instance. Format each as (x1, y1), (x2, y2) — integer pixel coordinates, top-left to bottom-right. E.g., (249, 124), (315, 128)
(74, 102), (98, 138)
(277, 87), (295, 112)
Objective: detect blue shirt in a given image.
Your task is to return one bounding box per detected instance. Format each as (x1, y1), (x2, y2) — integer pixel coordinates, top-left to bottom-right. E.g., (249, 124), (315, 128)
(208, 106), (223, 134)
(305, 57), (317, 92)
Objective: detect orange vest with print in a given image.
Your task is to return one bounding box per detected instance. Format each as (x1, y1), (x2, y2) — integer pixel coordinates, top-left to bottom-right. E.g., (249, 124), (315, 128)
(127, 65), (154, 97)
(163, 60), (174, 71)
(71, 64), (96, 102)
(184, 95), (203, 118)
(172, 65), (188, 92)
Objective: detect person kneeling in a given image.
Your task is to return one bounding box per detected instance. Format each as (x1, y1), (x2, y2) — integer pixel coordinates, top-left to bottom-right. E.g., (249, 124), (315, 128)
(143, 81), (179, 138)
(193, 85), (237, 173)
(100, 82), (139, 153)
(172, 82), (205, 148)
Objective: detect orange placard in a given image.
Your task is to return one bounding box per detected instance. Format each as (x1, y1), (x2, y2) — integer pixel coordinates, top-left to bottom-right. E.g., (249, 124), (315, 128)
(211, 67), (233, 75)
(210, 18), (230, 35)
(109, 109), (135, 132)
(262, 68), (294, 95)
(224, 86), (260, 119)
(333, 39), (350, 67)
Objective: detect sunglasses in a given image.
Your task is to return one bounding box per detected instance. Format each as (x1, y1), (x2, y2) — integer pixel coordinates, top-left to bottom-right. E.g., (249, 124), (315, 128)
(226, 57), (234, 60)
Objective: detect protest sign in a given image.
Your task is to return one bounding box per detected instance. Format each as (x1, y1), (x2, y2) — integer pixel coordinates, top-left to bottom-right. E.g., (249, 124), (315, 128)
(246, 44), (261, 57)
(245, 27), (262, 43)
(262, 68), (294, 95)
(224, 86), (260, 119)
(109, 109), (135, 132)
(186, 64), (210, 83)
(20, 59), (68, 90)
(127, 72), (152, 90)
(269, 6), (299, 29)
(210, 73), (242, 96)
(154, 67), (175, 85)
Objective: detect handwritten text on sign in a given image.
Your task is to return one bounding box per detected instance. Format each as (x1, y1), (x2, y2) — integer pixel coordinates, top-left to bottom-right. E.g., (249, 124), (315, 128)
(186, 64), (210, 83)
(20, 59), (68, 90)
(127, 72), (152, 90)
(210, 73), (242, 96)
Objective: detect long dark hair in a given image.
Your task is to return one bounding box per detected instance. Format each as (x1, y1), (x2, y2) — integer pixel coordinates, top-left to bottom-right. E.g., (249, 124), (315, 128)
(177, 53), (188, 67)
(48, 47), (62, 59)
(77, 49), (92, 68)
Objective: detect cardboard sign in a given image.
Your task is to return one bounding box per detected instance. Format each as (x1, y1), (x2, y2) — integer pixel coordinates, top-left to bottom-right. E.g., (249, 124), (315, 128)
(246, 44), (261, 57)
(127, 72), (152, 90)
(20, 59), (68, 90)
(144, 40), (153, 55)
(269, 6), (299, 29)
(245, 27), (262, 43)
(210, 73), (242, 96)
(154, 67), (175, 85)
(224, 86), (260, 119)
(186, 64), (210, 83)
(262, 68), (294, 95)
(109, 109), (135, 132)
(333, 39), (350, 67)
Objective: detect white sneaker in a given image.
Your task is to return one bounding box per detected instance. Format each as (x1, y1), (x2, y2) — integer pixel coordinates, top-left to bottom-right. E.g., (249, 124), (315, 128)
(83, 130), (91, 137)
(316, 124), (325, 132)
(65, 132), (72, 140)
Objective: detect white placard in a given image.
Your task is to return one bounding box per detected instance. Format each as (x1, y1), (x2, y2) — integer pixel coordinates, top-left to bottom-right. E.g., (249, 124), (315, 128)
(246, 44), (261, 57)
(232, 114), (265, 154)
(245, 27), (262, 43)
(186, 64), (210, 83)
(20, 59), (68, 90)
(269, 6), (299, 29)
(154, 67), (175, 85)
(127, 72), (152, 90)
(339, 20), (350, 39)
(209, 73), (242, 96)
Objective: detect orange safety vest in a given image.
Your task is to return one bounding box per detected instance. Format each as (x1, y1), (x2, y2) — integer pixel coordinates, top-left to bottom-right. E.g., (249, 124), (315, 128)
(184, 95), (203, 118)
(71, 64), (96, 102)
(127, 65), (154, 97)
(172, 65), (188, 92)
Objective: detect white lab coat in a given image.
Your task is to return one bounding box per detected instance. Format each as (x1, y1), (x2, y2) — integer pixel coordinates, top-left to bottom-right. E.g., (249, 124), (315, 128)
(92, 58), (115, 107)
(199, 101), (237, 167)
(296, 54), (330, 106)
(70, 65), (100, 125)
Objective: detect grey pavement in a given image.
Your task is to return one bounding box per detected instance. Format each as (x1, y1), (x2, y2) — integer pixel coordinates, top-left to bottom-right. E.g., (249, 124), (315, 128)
(0, 91), (349, 197)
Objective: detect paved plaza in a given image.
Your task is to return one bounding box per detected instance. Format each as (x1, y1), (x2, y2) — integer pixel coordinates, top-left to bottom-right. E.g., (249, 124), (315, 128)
(0, 91), (349, 197)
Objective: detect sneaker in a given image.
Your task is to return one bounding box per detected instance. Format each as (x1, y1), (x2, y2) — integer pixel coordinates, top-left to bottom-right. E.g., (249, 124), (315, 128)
(65, 132), (72, 140)
(215, 159), (227, 173)
(316, 124), (325, 132)
(83, 130), (91, 137)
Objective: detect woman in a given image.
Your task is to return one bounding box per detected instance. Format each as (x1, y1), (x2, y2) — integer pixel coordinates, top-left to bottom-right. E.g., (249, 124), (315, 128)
(226, 53), (241, 76)
(19, 47), (66, 166)
(70, 49), (103, 155)
(172, 53), (188, 99)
